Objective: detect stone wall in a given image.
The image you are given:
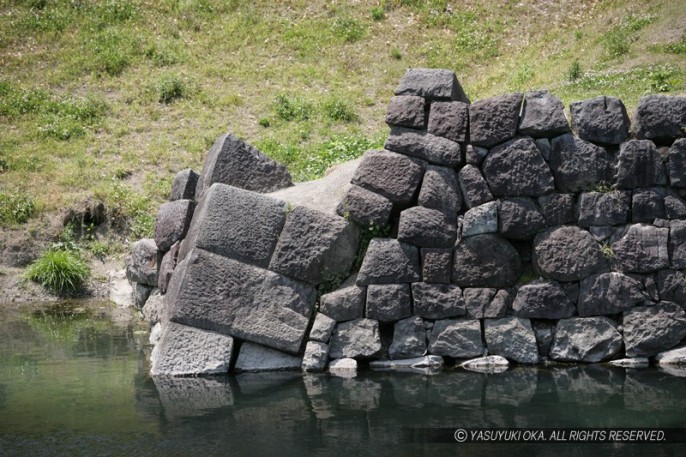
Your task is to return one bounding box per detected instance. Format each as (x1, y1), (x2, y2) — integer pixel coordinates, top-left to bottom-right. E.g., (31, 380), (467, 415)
(128, 68), (686, 376)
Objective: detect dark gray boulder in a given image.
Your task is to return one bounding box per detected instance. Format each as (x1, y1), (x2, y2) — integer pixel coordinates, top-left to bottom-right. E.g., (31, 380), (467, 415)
(154, 200), (195, 252)
(329, 318), (382, 359)
(533, 226), (607, 282)
(336, 185), (393, 226)
(462, 201), (498, 237)
(452, 235), (521, 288)
(657, 270), (686, 308)
(417, 165), (462, 214)
(420, 248), (452, 284)
(385, 95), (425, 128)
(469, 93), (523, 147)
(412, 282), (466, 319)
(670, 138), (686, 187)
(158, 241), (180, 294)
(616, 140), (664, 189)
(532, 321), (555, 359)
(134, 283), (153, 309)
(166, 248), (315, 354)
(350, 150), (425, 206)
(577, 191), (630, 227)
(487, 289), (512, 318)
(457, 165), (494, 209)
(319, 285), (365, 322)
(234, 342), (302, 373)
(512, 280), (576, 319)
(665, 189), (686, 219)
(536, 138), (551, 160)
(195, 133), (292, 198)
(394, 68), (469, 102)
(427, 101), (469, 143)
(465, 144), (489, 165)
(397, 206), (457, 248)
(549, 317), (623, 362)
(484, 317), (539, 364)
(389, 316), (427, 360)
(150, 322), (234, 376)
(302, 341), (329, 372)
(549, 134), (613, 193)
(170, 168), (198, 201)
(463, 288), (495, 319)
(518, 90), (570, 137)
(578, 272), (644, 316)
(127, 238), (158, 286)
(633, 95), (686, 145)
(482, 137), (555, 197)
(632, 188), (665, 223)
(428, 319), (484, 358)
(498, 197), (547, 239)
(569, 96), (630, 145)
(538, 193), (576, 226)
(357, 239), (421, 285)
(269, 206), (358, 285)
(612, 223), (670, 273)
(366, 284), (412, 322)
(670, 219), (686, 269)
(385, 127), (463, 167)
(623, 303), (686, 357)
(309, 313), (336, 343)
(178, 183), (286, 268)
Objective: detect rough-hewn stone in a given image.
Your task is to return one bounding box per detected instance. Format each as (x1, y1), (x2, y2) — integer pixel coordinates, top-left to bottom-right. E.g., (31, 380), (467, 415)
(623, 303), (686, 357)
(309, 313), (336, 343)
(633, 95), (686, 145)
(670, 138), (686, 187)
(420, 248), (452, 284)
(657, 270), (686, 308)
(127, 238), (158, 286)
(577, 191), (630, 227)
(665, 189), (686, 219)
(151, 322), (234, 376)
(394, 68), (469, 101)
(154, 200), (195, 252)
(482, 137), (555, 197)
(612, 223), (670, 273)
(427, 101), (468, 142)
(366, 284), (412, 322)
(385, 127), (463, 167)
(538, 193), (576, 226)
(170, 168), (198, 201)
(195, 133), (292, 197)
(632, 188), (666, 223)
(350, 150), (425, 205)
(670, 220), (686, 269)
(570, 96), (630, 145)
(616, 140), (664, 189)
(518, 90), (570, 137)
(428, 319), (484, 358)
(469, 93), (522, 147)
(319, 285), (365, 322)
(178, 183), (286, 267)
(412, 282), (466, 319)
(302, 341), (329, 372)
(533, 226), (607, 281)
(235, 342), (302, 372)
(484, 317), (539, 364)
(512, 280), (576, 319)
(389, 316), (427, 360)
(357, 239), (420, 285)
(166, 248), (315, 354)
(463, 288), (496, 319)
(462, 201), (498, 237)
(578, 272), (645, 316)
(453, 235), (521, 288)
(397, 206), (457, 248)
(385, 95), (425, 128)
(549, 317), (623, 362)
(498, 197), (547, 239)
(336, 185), (393, 226)
(549, 134), (613, 193)
(458, 165), (494, 209)
(329, 318), (382, 359)
(417, 165), (462, 214)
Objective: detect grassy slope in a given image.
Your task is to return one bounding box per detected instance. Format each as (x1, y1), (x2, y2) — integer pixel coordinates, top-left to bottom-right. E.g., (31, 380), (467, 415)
(0, 0), (685, 249)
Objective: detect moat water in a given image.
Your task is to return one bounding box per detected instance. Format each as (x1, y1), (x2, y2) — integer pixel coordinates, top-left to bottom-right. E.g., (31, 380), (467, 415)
(1, 301), (685, 457)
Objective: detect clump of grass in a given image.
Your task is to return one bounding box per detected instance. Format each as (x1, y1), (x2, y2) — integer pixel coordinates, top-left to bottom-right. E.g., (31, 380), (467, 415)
(38, 95), (108, 140)
(332, 17), (365, 43)
(371, 6), (385, 21)
(603, 13), (656, 59)
(0, 191), (35, 225)
(145, 40), (182, 67)
(274, 94), (313, 121)
(158, 73), (187, 104)
(648, 65), (679, 92)
(322, 96), (357, 122)
(566, 59), (583, 82)
(600, 243), (616, 261)
(26, 248), (90, 295)
(390, 48), (402, 60)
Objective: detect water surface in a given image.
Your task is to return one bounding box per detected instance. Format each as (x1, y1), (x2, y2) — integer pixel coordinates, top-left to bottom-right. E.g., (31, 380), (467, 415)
(1, 302), (685, 457)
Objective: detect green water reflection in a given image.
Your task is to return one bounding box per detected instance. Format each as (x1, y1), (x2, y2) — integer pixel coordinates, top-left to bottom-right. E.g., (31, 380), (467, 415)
(1, 302), (685, 457)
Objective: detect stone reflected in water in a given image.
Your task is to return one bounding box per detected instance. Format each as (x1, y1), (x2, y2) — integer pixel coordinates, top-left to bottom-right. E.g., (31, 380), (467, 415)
(152, 375), (234, 420)
(550, 365), (626, 406)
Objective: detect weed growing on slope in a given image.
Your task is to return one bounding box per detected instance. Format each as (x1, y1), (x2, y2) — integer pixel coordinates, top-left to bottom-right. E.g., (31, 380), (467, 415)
(603, 13), (655, 58)
(0, 191), (35, 225)
(157, 73), (187, 104)
(322, 96), (358, 122)
(26, 247), (90, 295)
(274, 94), (314, 121)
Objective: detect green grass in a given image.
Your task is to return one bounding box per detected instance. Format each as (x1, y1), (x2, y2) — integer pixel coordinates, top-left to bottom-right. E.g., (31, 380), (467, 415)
(0, 191), (35, 225)
(25, 248), (91, 295)
(0, 0), (684, 245)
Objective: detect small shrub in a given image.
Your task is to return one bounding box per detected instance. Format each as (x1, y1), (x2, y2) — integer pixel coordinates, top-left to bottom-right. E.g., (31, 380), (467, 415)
(566, 60), (583, 82)
(0, 191), (35, 225)
(26, 248), (90, 295)
(648, 65), (677, 93)
(332, 17), (365, 43)
(258, 118), (271, 127)
(390, 48), (402, 60)
(145, 41), (182, 67)
(603, 14), (655, 59)
(274, 94), (313, 121)
(158, 74), (187, 104)
(371, 6), (385, 21)
(322, 96), (357, 122)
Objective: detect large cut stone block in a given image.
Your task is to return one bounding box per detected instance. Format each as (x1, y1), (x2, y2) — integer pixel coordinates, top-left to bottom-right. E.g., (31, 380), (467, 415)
(350, 150), (425, 206)
(498, 197), (546, 240)
(624, 303), (686, 357)
(397, 206), (456, 248)
(616, 140), (664, 189)
(319, 285), (366, 322)
(512, 280), (576, 319)
(657, 270), (686, 308)
(458, 165), (494, 209)
(538, 193), (576, 226)
(570, 96), (630, 145)
(578, 272), (645, 316)
(366, 284), (412, 322)
(357, 239), (421, 285)
(533, 226), (607, 282)
(127, 238), (158, 286)
(428, 319), (483, 358)
(577, 191), (630, 227)
(389, 316), (427, 360)
(412, 282), (465, 319)
(633, 95), (686, 145)
(336, 185), (393, 226)
(427, 101), (469, 143)
(170, 168), (199, 201)
(484, 317), (539, 364)
(549, 317), (623, 362)
(670, 220), (686, 269)
(166, 248), (316, 354)
(385, 127), (463, 167)
(178, 183), (287, 268)
(670, 138), (686, 188)
(329, 318), (382, 359)
(518, 90), (570, 138)
(234, 342), (302, 373)
(154, 199), (195, 252)
(632, 188), (666, 223)
(269, 206), (358, 285)
(394, 68), (470, 102)
(385, 95), (425, 128)
(612, 223), (670, 273)
(417, 165), (462, 214)
(195, 133), (292, 197)
(549, 134), (613, 193)
(150, 322), (234, 376)
(469, 93), (522, 147)
(452, 235), (521, 288)
(302, 341), (329, 372)
(482, 137), (555, 197)
(421, 248), (452, 284)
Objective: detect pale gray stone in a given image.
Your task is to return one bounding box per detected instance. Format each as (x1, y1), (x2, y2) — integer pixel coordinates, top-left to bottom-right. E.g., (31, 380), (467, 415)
(623, 303), (686, 357)
(549, 317), (623, 362)
(235, 342), (302, 372)
(460, 355), (509, 373)
(329, 318), (382, 359)
(484, 317), (539, 364)
(612, 223), (670, 273)
(389, 316), (427, 360)
(656, 345), (686, 365)
(366, 284), (412, 322)
(670, 219), (686, 269)
(462, 201), (498, 237)
(412, 282), (466, 319)
(578, 272), (645, 316)
(302, 341), (329, 372)
(126, 238), (158, 286)
(309, 313), (336, 343)
(428, 319), (484, 358)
